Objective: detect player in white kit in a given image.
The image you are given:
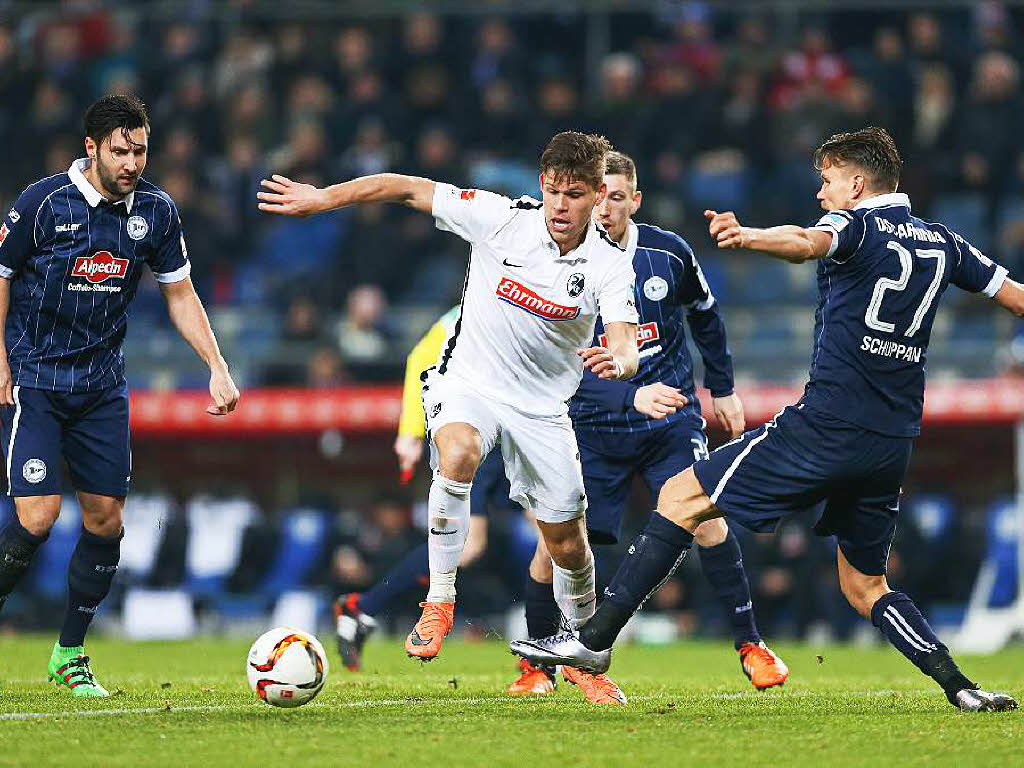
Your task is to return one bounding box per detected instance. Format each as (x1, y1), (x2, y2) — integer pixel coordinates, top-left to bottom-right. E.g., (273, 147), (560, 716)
(258, 132), (639, 662)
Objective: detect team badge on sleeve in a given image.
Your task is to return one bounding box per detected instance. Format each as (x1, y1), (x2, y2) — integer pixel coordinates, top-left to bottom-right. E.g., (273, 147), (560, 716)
(460, 189), (477, 201)
(127, 215), (149, 240)
(817, 212), (851, 231)
(7, 209), (19, 223)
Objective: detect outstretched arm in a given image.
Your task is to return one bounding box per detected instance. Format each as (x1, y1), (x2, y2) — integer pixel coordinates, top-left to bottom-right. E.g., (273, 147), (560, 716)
(994, 278), (1024, 317)
(258, 173), (435, 217)
(705, 209), (834, 264)
(579, 321), (639, 381)
(159, 277), (240, 416)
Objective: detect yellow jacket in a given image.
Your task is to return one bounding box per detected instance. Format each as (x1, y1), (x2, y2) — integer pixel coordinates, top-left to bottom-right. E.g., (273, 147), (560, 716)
(397, 306), (461, 438)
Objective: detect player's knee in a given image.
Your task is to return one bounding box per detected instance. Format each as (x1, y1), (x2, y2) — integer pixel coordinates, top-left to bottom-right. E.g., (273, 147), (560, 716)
(15, 498), (61, 537)
(78, 497), (125, 538)
(657, 468), (714, 532)
(436, 434), (482, 482)
(543, 531), (589, 570)
(840, 573), (888, 618)
(694, 517), (729, 548)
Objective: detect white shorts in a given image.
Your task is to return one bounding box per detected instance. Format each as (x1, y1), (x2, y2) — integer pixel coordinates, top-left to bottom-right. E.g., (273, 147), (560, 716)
(421, 374), (587, 524)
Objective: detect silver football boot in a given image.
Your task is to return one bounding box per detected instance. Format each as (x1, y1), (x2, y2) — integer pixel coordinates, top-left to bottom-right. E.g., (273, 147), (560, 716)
(509, 632), (612, 675)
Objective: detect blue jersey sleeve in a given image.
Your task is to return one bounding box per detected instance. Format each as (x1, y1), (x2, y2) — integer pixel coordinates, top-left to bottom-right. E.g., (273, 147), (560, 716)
(945, 228), (1008, 297)
(673, 240), (735, 397)
(574, 367), (638, 413)
(148, 196), (191, 283)
(810, 210), (867, 264)
(0, 185), (48, 277)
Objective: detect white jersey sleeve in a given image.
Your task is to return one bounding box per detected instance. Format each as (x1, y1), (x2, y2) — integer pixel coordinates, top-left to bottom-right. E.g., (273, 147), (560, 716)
(597, 254), (639, 326)
(432, 183), (513, 244)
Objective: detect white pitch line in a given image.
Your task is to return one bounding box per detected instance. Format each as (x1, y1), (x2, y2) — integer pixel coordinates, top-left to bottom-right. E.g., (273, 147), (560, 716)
(0, 689), (939, 721)
(0, 704), (236, 721)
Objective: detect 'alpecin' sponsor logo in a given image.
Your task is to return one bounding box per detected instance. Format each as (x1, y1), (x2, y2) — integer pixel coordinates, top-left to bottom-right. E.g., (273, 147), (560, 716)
(72, 251), (129, 283)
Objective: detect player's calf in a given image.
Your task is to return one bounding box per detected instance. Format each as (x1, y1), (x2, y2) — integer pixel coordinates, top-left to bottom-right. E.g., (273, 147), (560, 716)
(59, 527), (122, 649)
(0, 517), (48, 614)
(538, 517), (596, 629)
(869, 590), (1016, 712)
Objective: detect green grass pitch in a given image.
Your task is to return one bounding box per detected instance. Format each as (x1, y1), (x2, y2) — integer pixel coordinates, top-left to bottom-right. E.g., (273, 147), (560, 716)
(1, 634), (1022, 767)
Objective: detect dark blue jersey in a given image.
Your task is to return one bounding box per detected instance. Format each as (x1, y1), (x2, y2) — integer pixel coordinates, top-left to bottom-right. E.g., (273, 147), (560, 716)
(803, 192), (1007, 437)
(0, 160), (191, 392)
(569, 221), (734, 433)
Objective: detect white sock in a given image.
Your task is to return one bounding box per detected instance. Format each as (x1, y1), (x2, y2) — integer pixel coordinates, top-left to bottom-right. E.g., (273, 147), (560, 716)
(552, 552), (596, 630)
(425, 473), (472, 603)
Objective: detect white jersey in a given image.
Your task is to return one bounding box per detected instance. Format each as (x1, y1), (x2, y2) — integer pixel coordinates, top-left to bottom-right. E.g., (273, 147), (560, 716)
(428, 182), (638, 416)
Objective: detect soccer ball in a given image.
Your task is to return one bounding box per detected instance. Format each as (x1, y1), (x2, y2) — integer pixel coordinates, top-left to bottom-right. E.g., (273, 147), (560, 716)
(246, 626), (329, 708)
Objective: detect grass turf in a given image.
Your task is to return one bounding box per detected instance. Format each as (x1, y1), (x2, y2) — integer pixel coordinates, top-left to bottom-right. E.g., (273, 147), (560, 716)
(1, 634), (1022, 767)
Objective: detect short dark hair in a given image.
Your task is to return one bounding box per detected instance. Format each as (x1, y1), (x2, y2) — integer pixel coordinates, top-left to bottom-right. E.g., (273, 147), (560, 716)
(83, 94), (150, 147)
(540, 131), (612, 190)
(813, 126), (901, 192)
(604, 150), (637, 188)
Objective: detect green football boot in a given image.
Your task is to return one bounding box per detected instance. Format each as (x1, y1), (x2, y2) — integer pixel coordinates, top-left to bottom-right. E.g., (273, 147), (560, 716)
(46, 642), (109, 697)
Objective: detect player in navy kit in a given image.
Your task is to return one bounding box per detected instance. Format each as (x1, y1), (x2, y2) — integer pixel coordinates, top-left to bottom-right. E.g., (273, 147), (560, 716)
(508, 152), (788, 705)
(513, 127), (1023, 712)
(0, 95), (239, 696)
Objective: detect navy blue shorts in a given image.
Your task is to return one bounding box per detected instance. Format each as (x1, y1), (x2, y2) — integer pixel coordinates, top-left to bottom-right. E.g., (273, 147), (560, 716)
(693, 404), (912, 576)
(1, 383), (131, 498)
(470, 448), (518, 518)
(577, 420), (708, 545)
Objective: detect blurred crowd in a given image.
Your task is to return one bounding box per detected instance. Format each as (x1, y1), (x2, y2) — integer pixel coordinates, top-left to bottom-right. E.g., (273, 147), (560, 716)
(1, 2), (1023, 385)
(0, 3), (1021, 641)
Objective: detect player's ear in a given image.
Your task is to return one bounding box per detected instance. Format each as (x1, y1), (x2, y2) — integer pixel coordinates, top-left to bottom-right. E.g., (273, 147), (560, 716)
(538, 171), (545, 192)
(851, 173), (866, 199)
(631, 189), (642, 214)
(595, 181), (607, 203)
(84, 136), (97, 162)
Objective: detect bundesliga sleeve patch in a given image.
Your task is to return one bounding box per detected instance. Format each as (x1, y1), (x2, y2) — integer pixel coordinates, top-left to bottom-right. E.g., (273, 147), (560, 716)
(447, 187), (477, 201)
(0, 222), (8, 247)
(816, 212), (851, 231)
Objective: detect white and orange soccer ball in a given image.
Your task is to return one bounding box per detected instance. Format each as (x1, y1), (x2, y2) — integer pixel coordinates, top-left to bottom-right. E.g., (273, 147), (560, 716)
(246, 626), (329, 708)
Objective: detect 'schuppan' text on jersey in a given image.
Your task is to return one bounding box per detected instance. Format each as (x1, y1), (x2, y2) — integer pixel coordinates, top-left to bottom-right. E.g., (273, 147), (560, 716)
(806, 192), (1007, 437)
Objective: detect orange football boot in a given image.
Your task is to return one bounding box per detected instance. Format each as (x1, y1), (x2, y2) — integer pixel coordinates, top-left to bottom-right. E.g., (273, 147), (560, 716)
(739, 642), (789, 690)
(405, 601), (455, 661)
(562, 666), (627, 706)
(506, 658), (556, 695)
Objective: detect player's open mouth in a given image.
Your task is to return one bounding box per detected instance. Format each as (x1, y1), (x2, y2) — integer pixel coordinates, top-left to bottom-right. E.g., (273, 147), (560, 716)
(551, 218), (572, 232)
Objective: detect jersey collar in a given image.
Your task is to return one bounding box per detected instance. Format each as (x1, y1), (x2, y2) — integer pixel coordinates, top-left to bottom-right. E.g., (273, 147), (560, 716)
(537, 212), (599, 261)
(69, 159), (135, 213)
(623, 219), (639, 258)
(853, 192), (910, 211)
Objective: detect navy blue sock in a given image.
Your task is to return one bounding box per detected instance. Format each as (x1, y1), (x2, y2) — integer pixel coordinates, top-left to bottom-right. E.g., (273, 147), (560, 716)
(525, 575), (560, 639)
(0, 517), (48, 613)
(699, 530), (761, 650)
(580, 513), (693, 651)
(59, 528), (122, 648)
(871, 591), (974, 698)
(358, 543), (429, 617)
